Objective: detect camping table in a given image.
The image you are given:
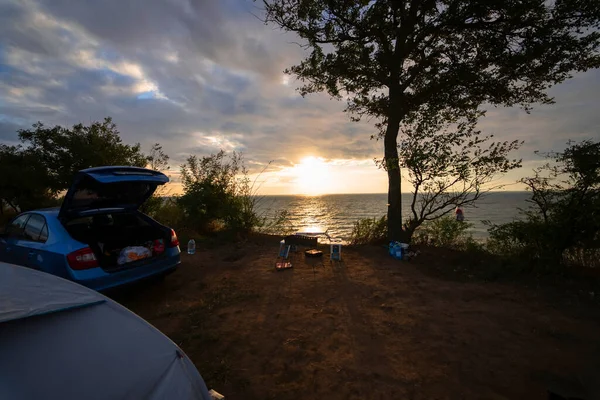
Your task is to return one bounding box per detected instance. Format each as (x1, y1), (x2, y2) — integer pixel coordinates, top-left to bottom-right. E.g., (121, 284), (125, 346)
(293, 227), (331, 241)
(283, 226), (331, 249)
(290, 227), (330, 279)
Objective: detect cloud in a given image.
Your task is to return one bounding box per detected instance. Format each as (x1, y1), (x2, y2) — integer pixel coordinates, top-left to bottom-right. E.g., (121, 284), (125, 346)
(0, 118), (22, 143)
(0, 0), (599, 194)
(479, 68), (600, 158)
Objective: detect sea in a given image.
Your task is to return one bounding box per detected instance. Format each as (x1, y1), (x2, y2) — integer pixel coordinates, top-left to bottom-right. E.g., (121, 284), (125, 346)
(256, 192), (532, 241)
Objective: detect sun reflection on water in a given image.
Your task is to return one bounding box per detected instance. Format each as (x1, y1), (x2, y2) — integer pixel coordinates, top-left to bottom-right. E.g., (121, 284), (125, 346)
(288, 196), (338, 241)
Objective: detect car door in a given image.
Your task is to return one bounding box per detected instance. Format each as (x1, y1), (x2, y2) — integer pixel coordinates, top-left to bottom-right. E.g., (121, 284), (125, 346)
(17, 214), (48, 271)
(0, 214), (31, 265)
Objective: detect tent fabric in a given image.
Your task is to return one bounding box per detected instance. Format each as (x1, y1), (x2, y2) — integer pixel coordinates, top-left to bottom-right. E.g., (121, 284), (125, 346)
(0, 262), (104, 323)
(0, 262), (212, 400)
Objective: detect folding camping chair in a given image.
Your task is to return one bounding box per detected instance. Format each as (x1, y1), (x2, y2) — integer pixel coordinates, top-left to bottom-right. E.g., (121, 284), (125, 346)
(275, 240), (292, 271)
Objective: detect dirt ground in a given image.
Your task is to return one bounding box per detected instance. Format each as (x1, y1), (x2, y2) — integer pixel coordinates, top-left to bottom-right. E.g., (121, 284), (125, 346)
(109, 236), (600, 400)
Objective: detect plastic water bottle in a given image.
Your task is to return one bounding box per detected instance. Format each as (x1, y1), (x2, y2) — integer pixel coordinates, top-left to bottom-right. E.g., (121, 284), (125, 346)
(187, 239), (196, 255)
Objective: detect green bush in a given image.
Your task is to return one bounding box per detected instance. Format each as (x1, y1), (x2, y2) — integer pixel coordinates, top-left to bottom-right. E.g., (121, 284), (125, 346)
(140, 195), (165, 217)
(487, 219), (550, 259)
(486, 219), (600, 271)
(350, 215), (388, 245)
(487, 140), (600, 268)
(413, 215), (474, 249)
(563, 248), (600, 269)
(256, 209), (295, 236)
(147, 198), (185, 228)
(177, 151), (261, 234)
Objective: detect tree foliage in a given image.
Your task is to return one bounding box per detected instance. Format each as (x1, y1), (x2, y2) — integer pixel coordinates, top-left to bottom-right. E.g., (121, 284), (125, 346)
(262, 0), (600, 241)
(488, 140), (600, 265)
(0, 145), (56, 212)
(413, 215), (475, 249)
(177, 151), (260, 233)
(0, 118), (148, 211)
(140, 143), (172, 216)
(396, 109), (522, 239)
(18, 118), (147, 191)
(146, 143), (170, 172)
(349, 215), (388, 245)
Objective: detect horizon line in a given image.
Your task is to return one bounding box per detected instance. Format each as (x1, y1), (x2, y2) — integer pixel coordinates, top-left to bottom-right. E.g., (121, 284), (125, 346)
(255, 190), (531, 196)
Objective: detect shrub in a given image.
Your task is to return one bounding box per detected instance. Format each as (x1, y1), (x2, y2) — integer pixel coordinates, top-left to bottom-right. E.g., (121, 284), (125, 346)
(256, 209), (295, 236)
(564, 248), (600, 269)
(487, 219), (548, 258)
(177, 151), (261, 234)
(413, 215), (474, 249)
(350, 215), (388, 245)
(228, 172), (263, 232)
(148, 198), (185, 229)
(140, 195), (166, 217)
(487, 140), (600, 268)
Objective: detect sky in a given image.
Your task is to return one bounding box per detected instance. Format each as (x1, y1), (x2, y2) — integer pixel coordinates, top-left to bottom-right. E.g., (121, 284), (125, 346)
(0, 0), (599, 195)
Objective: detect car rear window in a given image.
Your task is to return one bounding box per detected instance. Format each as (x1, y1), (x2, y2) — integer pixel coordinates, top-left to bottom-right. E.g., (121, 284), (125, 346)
(68, 178), (153, 210)
(23, 214), (47, 242)
(65, 212), (150, 229)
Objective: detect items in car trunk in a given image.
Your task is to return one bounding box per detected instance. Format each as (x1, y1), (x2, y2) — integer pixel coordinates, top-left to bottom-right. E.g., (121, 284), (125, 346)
(117, 246), (152, 265)
(64, 210), (173, 269)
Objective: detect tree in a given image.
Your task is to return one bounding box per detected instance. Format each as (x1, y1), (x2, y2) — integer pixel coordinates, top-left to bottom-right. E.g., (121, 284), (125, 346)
(0, 118), (148, 211)
(17, 118), (147, 192)
(398, 108), (522, 240)
(141, 143), (171, 216)
(178, 151), (260, 232)
(488, 140), (600, 264)
(262, 0), (600, 241)
(0, 145), (55, 212)
(146, 143), (170, 172)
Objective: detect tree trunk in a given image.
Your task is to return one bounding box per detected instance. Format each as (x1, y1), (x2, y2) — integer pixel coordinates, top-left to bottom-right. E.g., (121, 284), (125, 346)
(385, 113), (403, 242)
(403, 218), (421, 244)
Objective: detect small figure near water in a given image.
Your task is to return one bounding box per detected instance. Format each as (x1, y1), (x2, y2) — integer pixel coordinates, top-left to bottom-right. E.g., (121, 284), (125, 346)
(455, 206), (464, 222)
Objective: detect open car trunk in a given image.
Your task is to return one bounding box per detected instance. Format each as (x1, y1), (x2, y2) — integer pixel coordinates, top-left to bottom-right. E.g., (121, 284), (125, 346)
(63, 211), (171, 272)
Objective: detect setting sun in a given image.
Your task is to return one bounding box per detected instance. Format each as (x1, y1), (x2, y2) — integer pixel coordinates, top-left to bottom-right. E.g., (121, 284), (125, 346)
(294, 156), (331, 195)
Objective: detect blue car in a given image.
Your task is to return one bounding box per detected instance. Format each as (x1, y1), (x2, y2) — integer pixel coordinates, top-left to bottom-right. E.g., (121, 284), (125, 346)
(0, 166), (181, 291)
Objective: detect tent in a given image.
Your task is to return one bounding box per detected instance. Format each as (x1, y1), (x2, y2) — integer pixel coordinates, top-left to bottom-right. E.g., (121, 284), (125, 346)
(0, 262), (212, 400)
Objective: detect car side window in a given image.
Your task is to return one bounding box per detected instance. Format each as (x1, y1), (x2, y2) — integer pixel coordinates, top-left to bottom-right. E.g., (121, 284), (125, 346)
(39, 223), (49, 242)
(6, 214), (30, 238)
(23, 214), (47, 242)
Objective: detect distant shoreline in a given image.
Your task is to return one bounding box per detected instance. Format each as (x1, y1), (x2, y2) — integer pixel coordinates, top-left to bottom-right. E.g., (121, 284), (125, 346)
(254, 190), (531, 197)
(253, 192), (531, 240)
(158, 190), (530, 199)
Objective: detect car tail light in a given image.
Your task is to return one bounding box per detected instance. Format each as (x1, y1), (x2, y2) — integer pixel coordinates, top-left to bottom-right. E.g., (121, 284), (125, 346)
(168, 229), (179, 247)
(67, 247), (99, 270)
(153, 239), (165, 254)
